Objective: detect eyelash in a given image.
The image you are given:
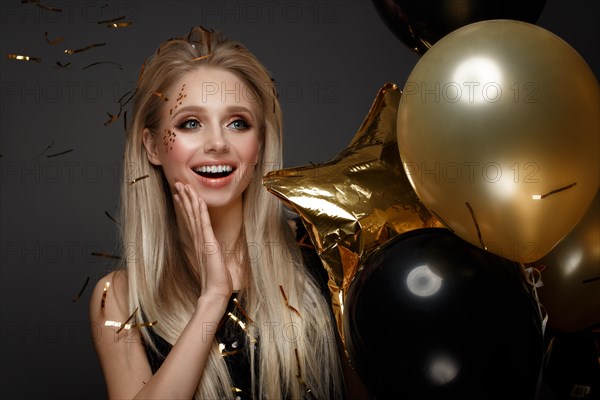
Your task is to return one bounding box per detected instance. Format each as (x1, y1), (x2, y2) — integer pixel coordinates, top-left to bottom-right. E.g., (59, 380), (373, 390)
(176, 118), (251, 131)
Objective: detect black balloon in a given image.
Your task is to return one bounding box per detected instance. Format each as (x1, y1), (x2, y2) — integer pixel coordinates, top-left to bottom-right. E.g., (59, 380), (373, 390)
(343, 228), (545, 400)
(371, 0), (547, 55)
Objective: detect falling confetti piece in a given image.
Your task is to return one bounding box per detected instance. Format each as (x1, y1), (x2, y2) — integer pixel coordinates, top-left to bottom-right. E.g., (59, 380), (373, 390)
(82, 61), (123, 70)
(44, 32), (64, 45)
(55, 61), (71, 68)
(64, 43), (106, 54)
(104, 211), (120, 225)
(6, 54), (42, 63)
(71, 276), (90, 302)
(107, 22), (133, 28)
(91, 252), (121, 260)
(22, 0), (62, 12)
(97, 15), (125, 24)
(32, 141), (54, 160)
(46, 149), (73, 158)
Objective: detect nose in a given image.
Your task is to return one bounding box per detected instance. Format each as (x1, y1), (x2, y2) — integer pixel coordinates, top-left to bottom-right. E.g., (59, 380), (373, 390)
(203, 128), (229, 153)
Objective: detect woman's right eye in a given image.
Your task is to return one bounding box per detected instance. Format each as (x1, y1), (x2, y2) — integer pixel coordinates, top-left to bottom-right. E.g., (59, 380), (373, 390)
(178, 119), (201, 130)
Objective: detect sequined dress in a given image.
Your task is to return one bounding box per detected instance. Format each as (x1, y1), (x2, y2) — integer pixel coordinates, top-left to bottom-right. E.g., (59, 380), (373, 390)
(144, 293), (254, 399)
(142, 219), (331, 400)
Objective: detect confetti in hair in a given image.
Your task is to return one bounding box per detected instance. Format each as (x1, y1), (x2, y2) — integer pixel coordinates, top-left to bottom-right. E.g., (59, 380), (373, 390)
(129, 174), (149, 185)
(153, 91), (169, 102)
(279, 285), (301, 318)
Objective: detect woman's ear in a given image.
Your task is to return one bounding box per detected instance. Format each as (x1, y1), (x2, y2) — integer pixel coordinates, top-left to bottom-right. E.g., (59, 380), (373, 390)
(142, 128), (162, 166)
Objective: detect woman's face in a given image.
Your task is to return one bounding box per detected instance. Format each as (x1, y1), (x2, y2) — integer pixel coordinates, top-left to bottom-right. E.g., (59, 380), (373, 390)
(144, 66), (261, 210)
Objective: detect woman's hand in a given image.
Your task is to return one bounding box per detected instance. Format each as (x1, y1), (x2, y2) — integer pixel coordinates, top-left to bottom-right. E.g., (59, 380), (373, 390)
(174, 182), (233, 299)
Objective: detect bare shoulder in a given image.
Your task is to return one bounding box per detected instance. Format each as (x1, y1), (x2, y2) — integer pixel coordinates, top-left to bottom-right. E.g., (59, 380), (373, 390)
(89, 269), (129, 323)
(89, 269), (151, 399)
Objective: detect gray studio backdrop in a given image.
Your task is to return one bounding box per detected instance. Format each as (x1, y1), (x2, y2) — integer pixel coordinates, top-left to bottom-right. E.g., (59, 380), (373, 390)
(1, 0), (598, 398)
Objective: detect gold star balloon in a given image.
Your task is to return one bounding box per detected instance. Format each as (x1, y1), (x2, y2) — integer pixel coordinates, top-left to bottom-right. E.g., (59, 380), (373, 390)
(262, 82), (444, 340)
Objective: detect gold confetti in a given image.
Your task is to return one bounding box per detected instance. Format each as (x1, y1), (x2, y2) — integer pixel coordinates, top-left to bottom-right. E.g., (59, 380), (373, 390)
(104, 211), (120, 225)
(64, 43), (106, 54)
(6, 54), (42, 63)
(105, 319), (158, 331)
(91, 252), (121, 260)
(279, 285), (301, 318)
(101, 281), (110, 310)
(153, 91), (169, 102)
(129, 174), (149, 185)
(295, 348), (317, 399)
(104, 112), (119, 126)
(104, 89), (135, 127)
(82, 61), (123, 70)
(232, 298), (254, 324)
(46, 149), (73, 158)
(32, 141), (54, 160)
(44, 32), (64, 45)
(97, 15), (125, 24)
(107, 22), (133, 28)
(116, 307), (138, 334)
(71, 276), (90, 302)
(226, 312), (247, 331)
(190, 54), (212, 62)
(22, 0), (62, 12)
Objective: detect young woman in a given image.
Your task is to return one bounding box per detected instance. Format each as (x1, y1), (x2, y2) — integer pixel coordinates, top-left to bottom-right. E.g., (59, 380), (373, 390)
(89, 26), (352, 399)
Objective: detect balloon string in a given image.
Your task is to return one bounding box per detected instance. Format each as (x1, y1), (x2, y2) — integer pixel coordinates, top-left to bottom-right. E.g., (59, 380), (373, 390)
(523, 264), (548, 400)
(465, 202), (485, 249)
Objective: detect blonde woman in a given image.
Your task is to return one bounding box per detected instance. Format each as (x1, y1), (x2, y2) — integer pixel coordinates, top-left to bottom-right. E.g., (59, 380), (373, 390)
(89, 26), (363, 399)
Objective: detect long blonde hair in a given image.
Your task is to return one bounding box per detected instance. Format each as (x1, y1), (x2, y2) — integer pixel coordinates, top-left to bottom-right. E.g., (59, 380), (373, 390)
(121, 26), (344, 399)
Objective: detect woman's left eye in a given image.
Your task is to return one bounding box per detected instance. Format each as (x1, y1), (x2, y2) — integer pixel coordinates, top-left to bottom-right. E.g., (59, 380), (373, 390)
(227, 119), (250, 131)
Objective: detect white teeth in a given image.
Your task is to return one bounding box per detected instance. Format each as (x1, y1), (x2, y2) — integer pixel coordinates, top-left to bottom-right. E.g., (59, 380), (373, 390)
(195, 165), (233, 174)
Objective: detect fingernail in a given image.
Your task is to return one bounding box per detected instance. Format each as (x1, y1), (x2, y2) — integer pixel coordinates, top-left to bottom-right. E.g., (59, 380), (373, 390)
(174, 194), (181, 203)
(174, 182), (181, 192)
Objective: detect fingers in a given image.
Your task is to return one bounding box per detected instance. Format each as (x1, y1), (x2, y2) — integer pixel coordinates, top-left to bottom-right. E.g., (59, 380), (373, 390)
(173, 182), (202, 244)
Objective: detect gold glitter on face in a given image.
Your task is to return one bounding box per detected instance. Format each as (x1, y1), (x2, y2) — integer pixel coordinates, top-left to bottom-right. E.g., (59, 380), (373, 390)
(169, 84), (187, 115)
(162, 129), (177, 152)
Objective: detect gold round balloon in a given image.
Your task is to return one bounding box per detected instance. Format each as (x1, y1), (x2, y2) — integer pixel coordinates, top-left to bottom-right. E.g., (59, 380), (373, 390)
(397, 19), (600, 263)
